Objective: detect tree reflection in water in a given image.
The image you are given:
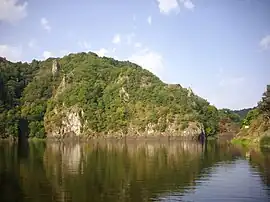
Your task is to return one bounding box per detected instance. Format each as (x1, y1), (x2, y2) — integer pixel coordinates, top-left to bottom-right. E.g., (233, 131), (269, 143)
(0, 139), (269, 202)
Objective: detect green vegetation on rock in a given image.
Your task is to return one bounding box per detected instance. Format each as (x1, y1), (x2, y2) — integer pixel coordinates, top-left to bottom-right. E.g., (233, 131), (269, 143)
(241, 108), (260, 128)
(232, 85), (270, 147)
(0, 52), (223, 139)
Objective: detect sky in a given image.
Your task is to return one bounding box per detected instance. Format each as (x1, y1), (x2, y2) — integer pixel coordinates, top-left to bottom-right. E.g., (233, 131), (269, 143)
(0, 0), (269, 110)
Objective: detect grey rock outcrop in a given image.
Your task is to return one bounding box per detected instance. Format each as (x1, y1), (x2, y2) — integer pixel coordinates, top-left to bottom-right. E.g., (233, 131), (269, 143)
(45, 106), (83, 138)
(52, 60), (60, 76)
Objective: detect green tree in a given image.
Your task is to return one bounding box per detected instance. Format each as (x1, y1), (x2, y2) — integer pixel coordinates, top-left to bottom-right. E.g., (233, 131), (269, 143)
(258, 85), (270, 121)
(241, 108), (260, 127)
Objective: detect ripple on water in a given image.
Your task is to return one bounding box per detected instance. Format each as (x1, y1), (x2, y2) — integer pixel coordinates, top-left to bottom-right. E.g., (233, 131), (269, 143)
(156, 159), (270, 202)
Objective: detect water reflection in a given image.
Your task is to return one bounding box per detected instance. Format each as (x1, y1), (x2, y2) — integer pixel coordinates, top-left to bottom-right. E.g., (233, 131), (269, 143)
(44, 143), (83, 175)
(0, 139), (269, 202)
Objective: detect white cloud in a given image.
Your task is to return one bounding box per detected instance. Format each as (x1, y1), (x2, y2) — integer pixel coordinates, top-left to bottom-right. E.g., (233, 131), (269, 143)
(156, 0), (179, 14)
(113, 32), (136, 46)
(127, 48), (164, 78)
(147, 16), (152, 25)
(43, 51), (52, 59)
(28, 39), (37, 48)
(78, 41), (91, 50)
(0, 44), (22, 61)
(182, 0), (195, 10)
(41, 17), (51, 32)
(42, 50), (71, 60)
(94, 48), (109, 57)
(0, 0), (28, 23)
(259, 35), (270, 50)
(112, 34), (121, 44)
(134, 42), (142, 48)
(156, 0), (195, 14)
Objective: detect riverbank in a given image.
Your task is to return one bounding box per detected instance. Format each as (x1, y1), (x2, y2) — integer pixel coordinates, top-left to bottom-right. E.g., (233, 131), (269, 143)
(231, 135), (270, 149)
(44, 135), (203, 144)
(1, 134), (210, 145)
(230, 116), (270, 148)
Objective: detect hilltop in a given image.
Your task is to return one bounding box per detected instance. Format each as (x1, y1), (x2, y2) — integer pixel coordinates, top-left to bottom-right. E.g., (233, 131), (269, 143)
(0, 52), (225, 139)
(233, 108), (255, 120)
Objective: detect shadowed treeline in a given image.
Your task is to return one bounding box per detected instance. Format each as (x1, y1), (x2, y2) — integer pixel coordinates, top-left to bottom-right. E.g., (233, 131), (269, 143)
(0, 140), (58, 202)
(248, 148), (270, 187)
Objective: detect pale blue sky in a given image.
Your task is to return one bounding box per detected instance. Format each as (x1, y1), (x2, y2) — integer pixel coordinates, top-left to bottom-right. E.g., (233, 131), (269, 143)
(0, 0), (269, 110)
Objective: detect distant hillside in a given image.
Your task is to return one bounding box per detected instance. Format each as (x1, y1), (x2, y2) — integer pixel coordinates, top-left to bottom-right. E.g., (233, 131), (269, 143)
(233, 108), (255, 120)
(0, 52), (221, 139)
(218, 108), (241, 134)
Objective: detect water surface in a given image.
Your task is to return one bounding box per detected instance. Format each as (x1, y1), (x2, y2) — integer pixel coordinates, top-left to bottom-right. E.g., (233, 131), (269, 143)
(0, 139), (269, 202)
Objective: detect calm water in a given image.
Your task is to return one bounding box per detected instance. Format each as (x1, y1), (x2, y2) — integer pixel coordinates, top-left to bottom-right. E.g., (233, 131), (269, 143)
(0, 139), (270, 202)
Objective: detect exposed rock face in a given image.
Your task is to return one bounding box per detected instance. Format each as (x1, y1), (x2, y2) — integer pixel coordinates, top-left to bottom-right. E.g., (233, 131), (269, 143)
(167, 84), (182, 89)
(166, 121), (202, 138)
(103, 120), (203, 139)
(52, 60), (60, 76)
(119, 87), (129, 102)
(187, 87), (193, 97)
(45, 107), (203, 139)
(45, 106), (83, 138)
(55, 75), (66, 97)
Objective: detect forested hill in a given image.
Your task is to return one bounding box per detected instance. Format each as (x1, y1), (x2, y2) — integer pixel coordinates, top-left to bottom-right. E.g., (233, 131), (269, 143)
(0, 52), (231, 139)
(233, 108), (255, 120)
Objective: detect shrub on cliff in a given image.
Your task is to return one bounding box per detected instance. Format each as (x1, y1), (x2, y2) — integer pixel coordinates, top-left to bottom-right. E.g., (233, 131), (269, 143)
(258, 85), (270, 122)
(241, 108), (260, 128)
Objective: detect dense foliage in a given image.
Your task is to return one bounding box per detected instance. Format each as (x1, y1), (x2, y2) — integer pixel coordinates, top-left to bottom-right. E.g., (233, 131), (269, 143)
(240, 85), (270, 128)
(0, 57), (40, 138)
(217, 109), (241, 133)
(241, 108), (260, 127)
(0, 52), (221, 138)
(218, 109), (241, 123)
(258, 85), (270, 121)
(233, 84), (270, 146)
(233, 108), (254, 120)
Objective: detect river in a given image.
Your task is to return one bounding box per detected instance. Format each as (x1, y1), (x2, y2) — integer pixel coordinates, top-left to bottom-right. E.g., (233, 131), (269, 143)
(0, 139), (269, 202)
